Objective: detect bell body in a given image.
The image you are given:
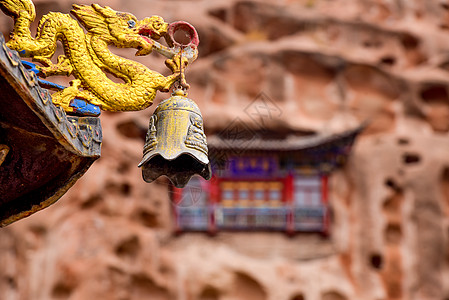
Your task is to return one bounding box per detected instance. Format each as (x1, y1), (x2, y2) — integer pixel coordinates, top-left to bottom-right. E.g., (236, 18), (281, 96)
(139, 94), (211, 188)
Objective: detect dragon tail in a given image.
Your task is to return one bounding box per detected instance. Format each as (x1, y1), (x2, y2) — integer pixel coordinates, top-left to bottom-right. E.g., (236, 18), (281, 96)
(0, 0), (35, 21)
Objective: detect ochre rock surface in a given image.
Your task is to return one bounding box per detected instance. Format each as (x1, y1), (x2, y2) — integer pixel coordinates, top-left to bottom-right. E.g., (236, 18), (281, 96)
(2, 0), (449, 299)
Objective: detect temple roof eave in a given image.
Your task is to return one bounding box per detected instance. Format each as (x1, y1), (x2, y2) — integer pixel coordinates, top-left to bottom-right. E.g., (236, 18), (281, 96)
(207, 125), (365, 153)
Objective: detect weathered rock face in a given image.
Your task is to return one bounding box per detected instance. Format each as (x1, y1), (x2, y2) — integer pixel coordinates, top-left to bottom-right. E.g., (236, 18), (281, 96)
(2, 0), (449, 299)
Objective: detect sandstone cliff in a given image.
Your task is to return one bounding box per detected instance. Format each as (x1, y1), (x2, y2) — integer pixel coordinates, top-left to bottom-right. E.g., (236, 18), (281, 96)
(2, 1), (449, 300)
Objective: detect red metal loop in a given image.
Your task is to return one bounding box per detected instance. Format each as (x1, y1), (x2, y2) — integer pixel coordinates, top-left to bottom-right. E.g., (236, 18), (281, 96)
(167, 21), (199, 48)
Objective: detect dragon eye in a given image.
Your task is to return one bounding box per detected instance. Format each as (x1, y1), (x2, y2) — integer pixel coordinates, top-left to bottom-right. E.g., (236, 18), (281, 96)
(128, 20), (136, 28)
(153, 21), (162, 30)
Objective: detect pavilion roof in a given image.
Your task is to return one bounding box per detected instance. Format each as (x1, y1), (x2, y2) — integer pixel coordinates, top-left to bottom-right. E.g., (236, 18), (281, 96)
(207, 125), (364, 153)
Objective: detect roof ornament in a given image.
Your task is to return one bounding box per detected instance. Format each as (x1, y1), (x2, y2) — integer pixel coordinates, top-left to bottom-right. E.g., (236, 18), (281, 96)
(0, 0), (199, 113)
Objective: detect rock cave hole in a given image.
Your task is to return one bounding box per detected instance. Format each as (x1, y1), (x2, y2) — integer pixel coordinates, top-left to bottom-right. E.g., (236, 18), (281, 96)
(384, 177), (402, 192)
(290, 294), (305, 300)
(446, 228), (449, 265)
(227, 1), (305, 41)
(197, 27), (233, 56)
(440, 62), (449, 73)
(130, 274), (170, 299)
(420, 84), (449, 104)
(383, 193), (403, 214)
(385, 223), (402, 244)
(442, 166), (449, 184)
(117, 161), (130, 174)
(379, 56), (396, 66)
(233, 272), (267, 300)
(208, 8), (227, 23)
(400, 33), (419, 50)
(441, 168), (449, 218)
(81, 194), (102, 210)
(121, 183), (131, 196)
(231, 1), (262, 33)
(116, 120), (146, 140)
(322, 290), (347, 300)
(387, 281), (402, 299)
(115, 235), (141, 259)
(402, 153), (421, 165)
(199, 286), (221, 300)
(135, 209), (160, 228)
(159, 264), (172, 276)
(29, 224), (47, 237)
(105, 181), (132, 197)
(397, 137), (409, 145)
(52, 282), (73, 299)
(342, 64), (399, 100)
(440, 24), (449, 30)
(6, 276), (17, 289)
(369, 253), (383, 269)
(363, 40), (383, 48)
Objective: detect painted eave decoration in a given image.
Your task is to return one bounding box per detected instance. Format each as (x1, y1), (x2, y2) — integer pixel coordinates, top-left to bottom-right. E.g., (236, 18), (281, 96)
(0, 35), (102, 227)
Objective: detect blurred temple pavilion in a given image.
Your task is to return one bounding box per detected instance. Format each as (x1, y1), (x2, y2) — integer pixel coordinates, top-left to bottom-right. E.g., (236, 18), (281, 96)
(171, 126), (363, 235)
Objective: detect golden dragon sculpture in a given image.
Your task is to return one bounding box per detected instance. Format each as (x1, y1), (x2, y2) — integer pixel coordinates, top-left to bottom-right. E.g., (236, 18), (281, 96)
(0, 0), (199, 112)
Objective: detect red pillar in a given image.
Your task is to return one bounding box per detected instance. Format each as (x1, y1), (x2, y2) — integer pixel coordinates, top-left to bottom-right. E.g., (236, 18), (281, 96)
(321, 175), (330, 235)
(208, 176), (219, 235)
(285, 173), (294, 235)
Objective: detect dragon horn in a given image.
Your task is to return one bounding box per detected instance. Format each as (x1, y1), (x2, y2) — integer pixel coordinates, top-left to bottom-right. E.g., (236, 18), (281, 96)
(91, 4), (115, 18)
(71, 4), (109, 36)
(0, 0), (35, 21)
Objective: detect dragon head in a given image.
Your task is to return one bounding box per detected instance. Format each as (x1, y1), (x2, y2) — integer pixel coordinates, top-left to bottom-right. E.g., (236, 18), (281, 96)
(71, 4), (169, 56)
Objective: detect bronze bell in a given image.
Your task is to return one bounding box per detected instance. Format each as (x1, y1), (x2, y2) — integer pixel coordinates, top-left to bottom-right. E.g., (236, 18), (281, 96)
(138, 90), (211, 188)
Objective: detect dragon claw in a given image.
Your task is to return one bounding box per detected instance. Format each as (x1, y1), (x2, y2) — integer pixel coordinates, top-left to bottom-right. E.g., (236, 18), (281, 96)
(135, 45), (153, 56)
(165, 55), (188, 74)
(37, 55), (72, 77)
(51, 79), (82, 112)
(69, 79), (81, 88)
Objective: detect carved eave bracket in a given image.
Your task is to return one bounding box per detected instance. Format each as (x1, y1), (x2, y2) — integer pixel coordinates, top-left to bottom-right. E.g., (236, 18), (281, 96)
(0, 34), (102, 227)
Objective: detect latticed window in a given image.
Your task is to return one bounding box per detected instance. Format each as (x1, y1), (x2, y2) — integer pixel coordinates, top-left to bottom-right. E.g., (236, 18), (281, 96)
(293, 176), (327, 231)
